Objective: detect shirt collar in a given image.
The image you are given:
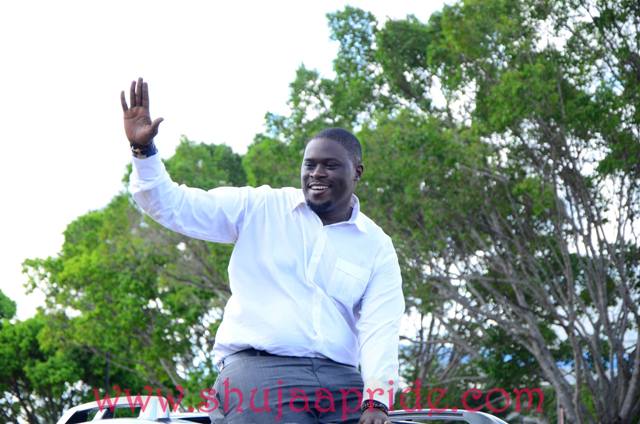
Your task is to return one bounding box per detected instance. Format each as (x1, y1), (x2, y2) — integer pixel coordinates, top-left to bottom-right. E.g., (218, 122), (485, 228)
(293, 191), (367, 233)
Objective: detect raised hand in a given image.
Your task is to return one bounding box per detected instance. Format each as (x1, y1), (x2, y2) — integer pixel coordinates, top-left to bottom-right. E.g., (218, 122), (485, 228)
(120, 77), (164, 146)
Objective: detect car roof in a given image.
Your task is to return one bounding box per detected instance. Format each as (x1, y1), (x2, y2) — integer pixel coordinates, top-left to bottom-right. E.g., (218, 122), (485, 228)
(57, 397), (507, 424)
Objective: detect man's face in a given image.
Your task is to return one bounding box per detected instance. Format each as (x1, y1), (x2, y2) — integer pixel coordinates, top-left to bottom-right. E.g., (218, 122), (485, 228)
(301, 137), (363, 223)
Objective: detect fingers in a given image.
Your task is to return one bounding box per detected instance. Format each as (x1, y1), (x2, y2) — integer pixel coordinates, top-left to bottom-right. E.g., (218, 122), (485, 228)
(129, 80), (136, 107)
(136, 77), (143, 107)
(142, 82), (149, 108)
(126, 77), (151, 109)
(120, 90), (128, 112)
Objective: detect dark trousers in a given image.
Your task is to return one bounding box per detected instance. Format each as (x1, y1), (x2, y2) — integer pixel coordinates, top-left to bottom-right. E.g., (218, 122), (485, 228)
(210, 350), (364, 423)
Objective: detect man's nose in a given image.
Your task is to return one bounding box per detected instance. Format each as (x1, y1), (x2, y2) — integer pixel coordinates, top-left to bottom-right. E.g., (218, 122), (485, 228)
(310, 164), (327, 177)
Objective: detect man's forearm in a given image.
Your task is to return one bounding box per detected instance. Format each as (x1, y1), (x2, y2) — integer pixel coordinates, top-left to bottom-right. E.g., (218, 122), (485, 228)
(129, 152), (252, 244)
(358, 241), (405, 409)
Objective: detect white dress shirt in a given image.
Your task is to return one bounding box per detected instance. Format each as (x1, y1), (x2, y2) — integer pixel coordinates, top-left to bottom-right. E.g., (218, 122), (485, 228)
(129, 153), (405, 407)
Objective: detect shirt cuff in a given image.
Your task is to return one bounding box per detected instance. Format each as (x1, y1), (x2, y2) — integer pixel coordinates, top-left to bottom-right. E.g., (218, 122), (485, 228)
(130, 141), (158, 159)
(363, 378), (394, 408)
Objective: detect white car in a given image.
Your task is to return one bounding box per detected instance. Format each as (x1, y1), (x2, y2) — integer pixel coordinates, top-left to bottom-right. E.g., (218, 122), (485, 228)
(56, 396), (508, 424)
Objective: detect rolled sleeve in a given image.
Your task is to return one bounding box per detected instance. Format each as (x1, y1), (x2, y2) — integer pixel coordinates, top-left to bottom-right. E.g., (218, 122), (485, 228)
(357, 238), (405, 408)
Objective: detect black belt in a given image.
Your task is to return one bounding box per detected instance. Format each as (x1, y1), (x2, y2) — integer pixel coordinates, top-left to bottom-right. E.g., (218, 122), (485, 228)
(218, 348), (276, 370)
(218, 349), (352, 371)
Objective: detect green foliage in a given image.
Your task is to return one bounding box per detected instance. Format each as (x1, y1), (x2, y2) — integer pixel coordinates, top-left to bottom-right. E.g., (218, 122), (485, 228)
(0, 314), (84, 423)
(326, 7), (380, 124)
(243, 135), (300, 187)
(376, 17), (432, 110)
(166, 137), (247, 187)
(0, 290), (16, 321)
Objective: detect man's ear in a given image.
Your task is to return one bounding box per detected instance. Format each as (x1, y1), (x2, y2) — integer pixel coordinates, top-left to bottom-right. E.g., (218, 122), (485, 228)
(355, 164), (364, 181)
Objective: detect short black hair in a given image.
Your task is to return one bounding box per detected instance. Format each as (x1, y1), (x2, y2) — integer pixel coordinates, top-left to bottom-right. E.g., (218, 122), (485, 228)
(310, 127), (362, 165)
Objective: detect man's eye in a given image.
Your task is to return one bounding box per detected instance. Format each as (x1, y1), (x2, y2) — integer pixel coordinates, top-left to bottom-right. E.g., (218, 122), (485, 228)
(326, 164), (339, 170)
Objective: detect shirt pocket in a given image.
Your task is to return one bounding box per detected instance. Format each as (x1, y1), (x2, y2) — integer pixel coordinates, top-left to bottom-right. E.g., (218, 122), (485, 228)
(329, 258), (370, 308)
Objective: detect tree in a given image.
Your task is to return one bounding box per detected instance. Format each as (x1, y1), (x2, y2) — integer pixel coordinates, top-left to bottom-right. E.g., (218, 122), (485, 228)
(0, 312), (84, 423)
(243, 134), (300, 188)
(0, 290), (16, 321)
(366, 0), (640, 422)
(23, 139), (246, 415)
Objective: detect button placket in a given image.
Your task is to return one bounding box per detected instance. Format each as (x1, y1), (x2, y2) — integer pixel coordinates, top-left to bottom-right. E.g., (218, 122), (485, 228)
(307, 228), (327, 345)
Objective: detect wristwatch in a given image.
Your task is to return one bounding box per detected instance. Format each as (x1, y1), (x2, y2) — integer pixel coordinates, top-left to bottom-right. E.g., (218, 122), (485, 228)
(131, 141), (158, 159)
(360, 399), (389, 415)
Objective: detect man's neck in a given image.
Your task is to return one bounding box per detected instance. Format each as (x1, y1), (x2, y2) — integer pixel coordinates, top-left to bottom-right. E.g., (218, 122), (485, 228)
(319, 206), (353, 226)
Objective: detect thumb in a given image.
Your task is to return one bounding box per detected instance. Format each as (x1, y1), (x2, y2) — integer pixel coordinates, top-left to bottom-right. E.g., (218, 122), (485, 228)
(151, 117), (164, 134)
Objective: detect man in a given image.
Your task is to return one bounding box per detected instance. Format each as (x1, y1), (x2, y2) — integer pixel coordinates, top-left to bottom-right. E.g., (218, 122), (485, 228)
(121, 78), (404, 424)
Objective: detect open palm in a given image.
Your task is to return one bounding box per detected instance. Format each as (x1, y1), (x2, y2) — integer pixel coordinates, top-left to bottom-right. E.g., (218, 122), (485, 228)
(121, 77), (163, 145)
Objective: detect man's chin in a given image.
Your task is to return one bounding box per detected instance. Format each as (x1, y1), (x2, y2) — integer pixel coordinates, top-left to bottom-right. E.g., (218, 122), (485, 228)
(306, 199), (333, 215)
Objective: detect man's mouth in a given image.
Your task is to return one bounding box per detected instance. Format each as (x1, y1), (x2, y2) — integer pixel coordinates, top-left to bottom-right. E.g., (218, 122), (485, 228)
(308, 183), (330, 193)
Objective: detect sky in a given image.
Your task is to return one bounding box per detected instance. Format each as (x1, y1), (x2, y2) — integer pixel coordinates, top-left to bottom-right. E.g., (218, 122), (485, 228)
(0, 0), (446, 321)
